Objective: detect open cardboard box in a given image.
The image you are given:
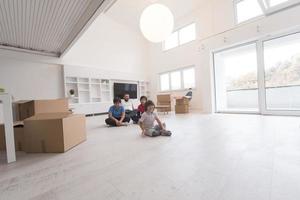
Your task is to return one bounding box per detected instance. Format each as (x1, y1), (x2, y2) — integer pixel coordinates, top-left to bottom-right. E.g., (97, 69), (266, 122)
(175, 97), (190, 105)
(24, 113), (86, 153)
(14, 98), (69, 121)
(175, 104), (189, 114)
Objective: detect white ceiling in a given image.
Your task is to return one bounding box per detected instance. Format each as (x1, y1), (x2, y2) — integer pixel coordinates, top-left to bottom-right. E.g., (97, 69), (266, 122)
(0, 0), (204, 57)
(106, 0), (206, 32)
(0, 0), (115, 57)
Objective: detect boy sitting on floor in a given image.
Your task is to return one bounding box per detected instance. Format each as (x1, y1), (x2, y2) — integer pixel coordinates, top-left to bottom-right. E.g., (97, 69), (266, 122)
(139, 100), (172, 137)
(105, 97), (130, 127)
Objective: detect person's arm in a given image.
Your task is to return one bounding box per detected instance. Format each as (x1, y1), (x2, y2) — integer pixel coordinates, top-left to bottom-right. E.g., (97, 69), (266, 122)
(155, 115), (165, 130)
(139, 121), (146, 135)
(139, 114), (146, 135)
(120, 111), (125, 123)
(109, 112), (118, 123)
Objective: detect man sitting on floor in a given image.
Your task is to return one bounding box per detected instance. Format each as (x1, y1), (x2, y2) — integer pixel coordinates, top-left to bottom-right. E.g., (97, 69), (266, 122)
(105, 97), (130, 127)
(121, 93), (138, 123)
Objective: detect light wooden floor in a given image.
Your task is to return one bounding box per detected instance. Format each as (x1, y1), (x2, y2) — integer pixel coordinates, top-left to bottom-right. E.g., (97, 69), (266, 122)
(1, 113), (300, 200)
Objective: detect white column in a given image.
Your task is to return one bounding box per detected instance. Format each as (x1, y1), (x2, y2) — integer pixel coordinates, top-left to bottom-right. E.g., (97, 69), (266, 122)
(0, 94), (16, 163)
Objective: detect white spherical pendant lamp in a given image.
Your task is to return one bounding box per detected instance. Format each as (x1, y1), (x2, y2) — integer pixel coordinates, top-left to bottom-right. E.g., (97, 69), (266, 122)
(140, 4), (174, 43)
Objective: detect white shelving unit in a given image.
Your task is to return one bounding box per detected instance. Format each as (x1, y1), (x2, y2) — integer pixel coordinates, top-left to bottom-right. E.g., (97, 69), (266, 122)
(139, 81), (150, 98)
(64, 76), (112, 114)
(64, 65), (150, 115)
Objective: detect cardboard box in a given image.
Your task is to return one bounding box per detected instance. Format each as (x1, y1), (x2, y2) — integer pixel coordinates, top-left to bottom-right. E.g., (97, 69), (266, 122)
(175, 105), (189, 114)
(14, 98), (69, 121)
(0, 122), (25, 151)
(24, 113), (86, 153)
(176, 97), (190, 105)
(0, 124), (5, 150)
(15, 100), (35, 121)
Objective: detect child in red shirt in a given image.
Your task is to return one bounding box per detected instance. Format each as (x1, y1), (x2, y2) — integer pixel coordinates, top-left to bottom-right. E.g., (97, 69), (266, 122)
(134, 96), (147, 122)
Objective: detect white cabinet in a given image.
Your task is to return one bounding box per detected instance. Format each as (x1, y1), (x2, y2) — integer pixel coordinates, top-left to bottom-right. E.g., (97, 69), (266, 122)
(63, 65), (150, 115)
(64, 76), (112, 115)
(139, 81), (150, 98)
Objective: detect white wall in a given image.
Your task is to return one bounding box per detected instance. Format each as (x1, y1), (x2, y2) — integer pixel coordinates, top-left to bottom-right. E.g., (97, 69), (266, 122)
(0, 56), (64, 101)
(148, 1), (300, 113)
(62, 13), (149, 79)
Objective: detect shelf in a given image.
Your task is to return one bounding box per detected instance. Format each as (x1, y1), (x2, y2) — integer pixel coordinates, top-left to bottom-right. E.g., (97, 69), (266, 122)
(91, 79), (101, 84)
(64, 75), (114, 112)
(66, 77), (77, 83)
(78, 78), (89, 82)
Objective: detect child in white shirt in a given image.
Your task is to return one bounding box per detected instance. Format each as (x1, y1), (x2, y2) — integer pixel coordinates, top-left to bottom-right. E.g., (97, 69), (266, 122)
(139, 100), (172, 137)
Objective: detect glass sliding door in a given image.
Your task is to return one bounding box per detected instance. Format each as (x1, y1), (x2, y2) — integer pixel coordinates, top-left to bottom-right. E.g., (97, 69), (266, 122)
(263, 32), (300, 112)
(214, 43), (259, 113)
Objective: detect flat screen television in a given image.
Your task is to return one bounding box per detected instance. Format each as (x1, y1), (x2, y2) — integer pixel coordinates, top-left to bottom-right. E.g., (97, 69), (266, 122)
(113, 83), (138, 99)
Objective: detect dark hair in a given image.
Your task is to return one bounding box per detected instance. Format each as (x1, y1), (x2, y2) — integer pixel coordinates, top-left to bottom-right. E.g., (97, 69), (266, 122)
(113, 97), (121, 104)
(144, 100), (155, 111)
(124, 93), (130, 97)
(140, 96), (147, 101)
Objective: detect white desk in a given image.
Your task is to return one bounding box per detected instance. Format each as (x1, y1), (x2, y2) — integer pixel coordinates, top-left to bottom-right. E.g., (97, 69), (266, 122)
(0, 93), (16, 163)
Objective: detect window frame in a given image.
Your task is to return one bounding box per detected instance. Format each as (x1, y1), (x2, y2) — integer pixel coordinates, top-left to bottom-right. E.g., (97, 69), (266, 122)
(264, 0), (300, 14)
(163, 31), (179, 51)
(211, 27), (300, 116)
(234, 0), (300, 25)
(234, 0), (265, 25)
(159, 73), (171, 91)
(163, 23), (196, 51)
(178, 23), (197, 46)
(170, 70), (182, 90)
(159, 66), (196, 92)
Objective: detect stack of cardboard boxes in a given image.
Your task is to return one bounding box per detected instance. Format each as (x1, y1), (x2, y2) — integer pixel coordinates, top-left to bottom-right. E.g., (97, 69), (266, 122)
(175, 97), (190, 114)
(0, 98), (86, 153)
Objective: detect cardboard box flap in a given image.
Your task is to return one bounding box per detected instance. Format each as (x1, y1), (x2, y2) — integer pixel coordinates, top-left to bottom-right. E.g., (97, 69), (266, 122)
(13, 100), (33, 104)
(25, 113), (74, 121)
(13, 98), (69, 121)
(34, 98), (69, 114)
(14, 121), (24, 127)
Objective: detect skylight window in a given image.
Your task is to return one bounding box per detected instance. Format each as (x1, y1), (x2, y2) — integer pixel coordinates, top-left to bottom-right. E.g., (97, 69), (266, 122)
(179, 23), (196, 45)
(236, 0), (264, 24)
(164, 32), (179, 51)
(235, 0), (300, 24)
(268, 0), (289, 7)
(163, 23), (196, 51)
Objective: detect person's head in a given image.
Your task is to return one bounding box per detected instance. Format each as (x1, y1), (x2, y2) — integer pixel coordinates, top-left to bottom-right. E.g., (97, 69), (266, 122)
(124, 93), (130, 101)
(144, 100), (155, 113)
(113, 97), (122, 107)
(188, 88), (192, 91)
(140, 96), (147, 105)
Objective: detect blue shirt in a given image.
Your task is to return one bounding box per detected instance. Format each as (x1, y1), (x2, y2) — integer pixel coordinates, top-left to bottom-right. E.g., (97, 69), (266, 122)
(109, 105), (125, 118)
